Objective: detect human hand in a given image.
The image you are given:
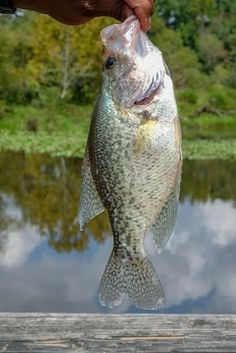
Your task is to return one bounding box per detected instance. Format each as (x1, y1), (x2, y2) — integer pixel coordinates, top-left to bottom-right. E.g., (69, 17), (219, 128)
(106, 0), (155, 31)
(12, 0), (154, 31)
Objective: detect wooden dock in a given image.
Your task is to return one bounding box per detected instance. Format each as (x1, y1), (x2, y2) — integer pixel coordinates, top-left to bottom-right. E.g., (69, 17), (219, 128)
(0, 314), (235, 352)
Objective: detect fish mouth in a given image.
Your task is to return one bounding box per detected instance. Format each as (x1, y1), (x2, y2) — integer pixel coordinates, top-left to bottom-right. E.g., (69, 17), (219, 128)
(101, 16), (139, 52)
(133, 70), (161, 106)
(134, 87), (158, 106)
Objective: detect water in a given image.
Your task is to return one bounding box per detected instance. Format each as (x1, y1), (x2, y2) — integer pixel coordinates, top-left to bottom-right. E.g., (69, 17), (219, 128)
(0, 152), (236, 313)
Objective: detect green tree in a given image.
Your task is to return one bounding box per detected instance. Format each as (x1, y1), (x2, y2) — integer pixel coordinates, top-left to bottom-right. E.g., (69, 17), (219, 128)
(0, 14), (35, 103)
(27, 15), (115, 102)
(150, 16), (205, 89)
(198, 32), (227, 72)
(157, 0), (215, 48)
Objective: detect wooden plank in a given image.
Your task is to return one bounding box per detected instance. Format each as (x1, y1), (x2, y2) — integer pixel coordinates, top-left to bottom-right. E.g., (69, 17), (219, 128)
(0, 314), (235, 352)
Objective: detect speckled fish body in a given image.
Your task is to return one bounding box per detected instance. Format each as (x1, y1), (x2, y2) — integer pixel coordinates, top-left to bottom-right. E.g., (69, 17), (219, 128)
(79, 16), (182, 309)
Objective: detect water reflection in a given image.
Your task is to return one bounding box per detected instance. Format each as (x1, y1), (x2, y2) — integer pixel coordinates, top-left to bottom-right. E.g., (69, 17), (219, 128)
(0, 152), (111, 253)
(181, 159), (236, 202)
(0, 152), (235, 313)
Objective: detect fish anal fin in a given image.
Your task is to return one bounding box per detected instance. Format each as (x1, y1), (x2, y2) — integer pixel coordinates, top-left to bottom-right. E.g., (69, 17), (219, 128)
(150, 188), (179, 250)
(78, 148), (105, 231)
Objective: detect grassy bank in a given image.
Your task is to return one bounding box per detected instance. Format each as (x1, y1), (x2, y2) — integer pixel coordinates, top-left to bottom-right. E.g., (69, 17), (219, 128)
(1, 130), (236, 159)
(0, 104), (236, 160)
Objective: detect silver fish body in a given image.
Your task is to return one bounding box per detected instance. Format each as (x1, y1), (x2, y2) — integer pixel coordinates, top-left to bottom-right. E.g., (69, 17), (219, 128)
(79, 16), (182, 309)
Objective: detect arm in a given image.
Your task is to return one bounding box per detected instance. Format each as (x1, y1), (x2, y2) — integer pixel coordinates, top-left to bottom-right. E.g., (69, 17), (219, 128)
(11, 0), (154, 31)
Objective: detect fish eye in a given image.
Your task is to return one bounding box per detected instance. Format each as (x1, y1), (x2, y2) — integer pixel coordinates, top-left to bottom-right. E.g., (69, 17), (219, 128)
(105, 57), (116, 69)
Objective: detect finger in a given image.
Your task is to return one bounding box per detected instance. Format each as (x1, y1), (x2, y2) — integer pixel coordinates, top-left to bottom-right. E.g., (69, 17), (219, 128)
(134, 6), (150, 30)
(126, 0), (154, 14)
(125, 0), (153, 31)
(148, 0), (155, 13)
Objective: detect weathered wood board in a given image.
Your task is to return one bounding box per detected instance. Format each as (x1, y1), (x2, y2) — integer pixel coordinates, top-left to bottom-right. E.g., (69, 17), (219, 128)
(0, 314), (235, 352)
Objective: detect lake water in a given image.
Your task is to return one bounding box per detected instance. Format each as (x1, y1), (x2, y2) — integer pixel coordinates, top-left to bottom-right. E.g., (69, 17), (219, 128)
(0, 152), (236, 313)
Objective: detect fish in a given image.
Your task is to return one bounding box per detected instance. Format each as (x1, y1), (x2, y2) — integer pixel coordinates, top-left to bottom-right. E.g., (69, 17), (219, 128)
(78, 16), (182, 310)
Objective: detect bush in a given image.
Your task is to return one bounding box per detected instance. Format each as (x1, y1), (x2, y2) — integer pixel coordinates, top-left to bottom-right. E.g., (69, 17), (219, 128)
(207, 85), (236, 110)
(178, 89), (198, 104)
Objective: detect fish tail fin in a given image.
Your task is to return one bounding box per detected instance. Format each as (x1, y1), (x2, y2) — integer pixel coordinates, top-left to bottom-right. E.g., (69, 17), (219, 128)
(98, 250), (165, 310)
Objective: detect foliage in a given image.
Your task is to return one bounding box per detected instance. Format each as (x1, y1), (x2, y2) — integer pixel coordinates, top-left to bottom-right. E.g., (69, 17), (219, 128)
(0, 130), (87, 157)
(0, 14), (115, 104)
(0, 3), (236, 104)
(26, 15), (115, 102)
(182, 114), (236, 140)
(0, 102), (92, 133)
(1, 129), (236, 160)
(0, 2), (236, 158)
(183, 139), (236, 160)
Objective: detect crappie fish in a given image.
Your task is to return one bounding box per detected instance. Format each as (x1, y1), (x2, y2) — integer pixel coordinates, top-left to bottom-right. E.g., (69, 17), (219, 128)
(79, 16), (182, 310)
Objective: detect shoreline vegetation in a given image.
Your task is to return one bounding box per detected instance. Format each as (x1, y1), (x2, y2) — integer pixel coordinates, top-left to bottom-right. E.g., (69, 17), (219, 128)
(1, 130), (236, 160)
(0, 104), (236, 160)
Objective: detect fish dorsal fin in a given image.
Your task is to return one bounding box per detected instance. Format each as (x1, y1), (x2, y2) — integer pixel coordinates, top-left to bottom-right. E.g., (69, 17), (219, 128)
(150, 186), (180, 250)
(78, 147), (105, 231)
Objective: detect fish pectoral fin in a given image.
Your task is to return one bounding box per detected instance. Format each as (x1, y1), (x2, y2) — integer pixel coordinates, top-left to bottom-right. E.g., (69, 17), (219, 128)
(150, 187), (180, 250)
(98, 251), (165, 310)
(78, 147), (105, 231)
(133, 119), (159, 155)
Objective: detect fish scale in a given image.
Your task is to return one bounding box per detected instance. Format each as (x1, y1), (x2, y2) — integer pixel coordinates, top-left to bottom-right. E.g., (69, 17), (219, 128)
(78, 16), (182, 310)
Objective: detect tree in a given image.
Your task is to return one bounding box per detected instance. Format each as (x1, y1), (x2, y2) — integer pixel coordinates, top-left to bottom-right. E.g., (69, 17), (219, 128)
(27, 15), (115, 101)
(0, 13), (35, 103)
(198, 32), (227, 72)
(150, 16), (204, 89)
(157, 0), (215, 48)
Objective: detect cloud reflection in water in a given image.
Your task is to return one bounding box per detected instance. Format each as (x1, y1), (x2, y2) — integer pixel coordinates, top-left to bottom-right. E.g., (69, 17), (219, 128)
(0, 154), (236, 313)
